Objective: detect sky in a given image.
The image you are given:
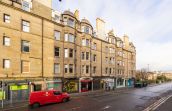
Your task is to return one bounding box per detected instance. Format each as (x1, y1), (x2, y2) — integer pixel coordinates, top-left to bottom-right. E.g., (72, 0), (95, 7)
(52, 0), (172, 71)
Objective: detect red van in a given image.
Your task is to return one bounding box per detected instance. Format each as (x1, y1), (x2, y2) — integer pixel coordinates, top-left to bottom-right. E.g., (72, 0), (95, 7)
(29, 90), (70, 108)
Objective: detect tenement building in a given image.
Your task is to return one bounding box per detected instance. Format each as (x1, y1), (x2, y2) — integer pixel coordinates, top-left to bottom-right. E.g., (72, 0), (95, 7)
(0, 0), (136, 102)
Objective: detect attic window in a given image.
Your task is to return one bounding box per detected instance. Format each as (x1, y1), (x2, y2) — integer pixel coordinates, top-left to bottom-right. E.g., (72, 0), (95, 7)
(22, 0), (32, 12)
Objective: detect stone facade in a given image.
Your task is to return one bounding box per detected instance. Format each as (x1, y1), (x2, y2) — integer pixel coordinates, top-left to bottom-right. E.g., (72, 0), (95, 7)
(0, 0), (136, 102)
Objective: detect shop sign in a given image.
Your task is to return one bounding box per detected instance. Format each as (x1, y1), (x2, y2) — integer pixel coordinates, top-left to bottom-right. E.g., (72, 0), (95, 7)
(47, 82), (59, 88)
(10, 85), (28, 91)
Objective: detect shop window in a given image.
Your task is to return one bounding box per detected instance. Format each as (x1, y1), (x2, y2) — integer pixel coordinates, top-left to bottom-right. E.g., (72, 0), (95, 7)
(34, 84), (42, 91)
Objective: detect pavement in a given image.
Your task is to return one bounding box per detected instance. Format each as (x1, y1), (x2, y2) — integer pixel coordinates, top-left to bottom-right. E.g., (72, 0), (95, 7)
(1, 82), (172, 111)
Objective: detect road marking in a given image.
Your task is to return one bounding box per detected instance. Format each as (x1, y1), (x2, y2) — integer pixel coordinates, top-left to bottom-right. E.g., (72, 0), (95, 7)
(143, 94), (172, 111)
(103, 105), (111, 110)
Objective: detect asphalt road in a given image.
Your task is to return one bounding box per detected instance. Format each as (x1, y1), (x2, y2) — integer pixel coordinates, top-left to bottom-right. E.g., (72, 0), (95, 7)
(3, 82), (172, 111)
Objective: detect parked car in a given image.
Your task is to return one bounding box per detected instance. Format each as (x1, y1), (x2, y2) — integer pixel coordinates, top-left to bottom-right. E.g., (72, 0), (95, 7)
(134, 81), (148, 88)
(29, 90), (70, 108)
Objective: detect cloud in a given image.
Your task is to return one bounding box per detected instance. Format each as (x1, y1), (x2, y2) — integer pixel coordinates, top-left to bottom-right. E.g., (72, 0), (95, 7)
(52, 0), (172, 71)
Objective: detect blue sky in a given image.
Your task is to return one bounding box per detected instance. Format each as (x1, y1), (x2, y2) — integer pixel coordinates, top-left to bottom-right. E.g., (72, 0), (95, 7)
(52, 0), (172, 71)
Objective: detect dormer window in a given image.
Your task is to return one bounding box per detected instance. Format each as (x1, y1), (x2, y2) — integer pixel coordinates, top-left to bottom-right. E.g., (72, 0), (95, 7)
(52, 10), (61, 23)
(22, 0), (32, 12)
(81, 25), (92, 34)
(68, 18), (74, 28)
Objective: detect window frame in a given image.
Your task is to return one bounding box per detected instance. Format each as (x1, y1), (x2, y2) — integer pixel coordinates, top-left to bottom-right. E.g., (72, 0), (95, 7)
(69, 64), (73, 73)
(69, 48), (73, 58)
(54, 30), (61, 40)
(3, 36), (10, 46)
(54, 47), (60, 57)
(64, 64), (68, 73)
(22, 20), (30, 32)
(22, 0), (31, 12)
(54, 63), (60, 74)
(21, 40), (30, 53)
(3, 59), (10, 69)
(64, 48), (68, 58)
(86, 65), (89, 74)
(4, 14), (10, 23)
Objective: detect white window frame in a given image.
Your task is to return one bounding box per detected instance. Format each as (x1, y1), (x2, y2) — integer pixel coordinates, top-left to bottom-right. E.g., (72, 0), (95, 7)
(22, 0), (31, 12)
(4, 14), (10, 23)
(3, 37), (10, 46)
(22, 40), (30, 52)
(68, 18), (74, 28)
(54, 47), (60, 57)
(68, 34), (75, 43)
(54, 63), (60, 74)
(69, 64), (73, 73)
(64, 48), (68, 58)
(3, 59), (10, 69)
(54, 31), (60, 40)
(86, 65), (89, 73)
(22, 20), (30, 32)
(64, 64), (68, 73)
(82, 39), (86, 46)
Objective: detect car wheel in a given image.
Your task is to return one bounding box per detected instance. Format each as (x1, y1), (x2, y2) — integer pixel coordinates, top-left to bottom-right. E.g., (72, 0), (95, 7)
(32, 103), (40, 108)
(62, 98), (68, 103)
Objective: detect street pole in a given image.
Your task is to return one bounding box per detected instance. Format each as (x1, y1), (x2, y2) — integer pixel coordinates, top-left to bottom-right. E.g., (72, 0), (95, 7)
(1, 81), (4, 109)
(148, 64), (149, 72)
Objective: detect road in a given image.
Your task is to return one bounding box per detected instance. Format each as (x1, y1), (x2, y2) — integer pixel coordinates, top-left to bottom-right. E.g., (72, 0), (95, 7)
(3, 82), (172, 111)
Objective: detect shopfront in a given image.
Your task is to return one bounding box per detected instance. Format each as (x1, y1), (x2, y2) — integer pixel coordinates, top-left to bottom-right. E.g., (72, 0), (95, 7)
(46, 79), (62, 91)
(79, 77), (93, 92)
(116, 78), (125, 88)
(101, 78), (115, 90)
(63, 79), (78, 93)
(93, 78), (101, 90)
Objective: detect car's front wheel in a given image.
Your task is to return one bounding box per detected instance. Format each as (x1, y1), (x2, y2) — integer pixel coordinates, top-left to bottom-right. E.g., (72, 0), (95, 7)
(62, 98), (68, 102)
(32, 102), (40, 108)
